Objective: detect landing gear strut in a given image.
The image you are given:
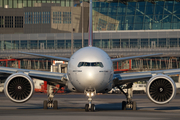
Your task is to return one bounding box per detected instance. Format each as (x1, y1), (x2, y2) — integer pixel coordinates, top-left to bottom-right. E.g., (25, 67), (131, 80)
(43, 84), (60, 109)
(118, 83), (137, 110)
(84, 89), (96, 112)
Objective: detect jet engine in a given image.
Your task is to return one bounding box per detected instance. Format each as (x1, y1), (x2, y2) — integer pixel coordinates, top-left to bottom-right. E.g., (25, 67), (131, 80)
(4, 73), (34, 103)
(146, 74), (176, 105)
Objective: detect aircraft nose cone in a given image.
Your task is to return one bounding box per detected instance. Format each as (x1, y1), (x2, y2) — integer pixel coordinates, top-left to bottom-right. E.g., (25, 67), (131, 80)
(80, 69), (104, 89)
(86, 71), (95, 81)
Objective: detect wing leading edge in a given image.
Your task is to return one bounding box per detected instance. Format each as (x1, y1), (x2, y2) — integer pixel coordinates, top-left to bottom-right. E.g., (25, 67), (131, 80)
(20, 52), (70, 62)
(0, 66), (67, 85)
(112, 53), (163, 62)
(113, 69), (180, 86)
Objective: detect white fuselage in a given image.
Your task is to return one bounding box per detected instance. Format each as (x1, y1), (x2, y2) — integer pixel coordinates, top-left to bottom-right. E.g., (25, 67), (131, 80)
(67, 47), (114, 93)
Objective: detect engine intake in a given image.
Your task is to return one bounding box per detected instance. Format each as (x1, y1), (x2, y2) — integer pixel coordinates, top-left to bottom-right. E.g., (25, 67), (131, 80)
(146, 74), (176, 105)
(4, 73), (34, 103)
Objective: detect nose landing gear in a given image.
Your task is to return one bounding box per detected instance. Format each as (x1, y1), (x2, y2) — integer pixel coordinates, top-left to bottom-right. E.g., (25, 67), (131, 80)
(84, 89), (96, 112)
(85, 103), (95, 112)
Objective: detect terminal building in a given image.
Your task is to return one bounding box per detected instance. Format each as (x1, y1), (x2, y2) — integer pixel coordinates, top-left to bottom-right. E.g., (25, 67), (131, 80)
(0, 0), (180, 71)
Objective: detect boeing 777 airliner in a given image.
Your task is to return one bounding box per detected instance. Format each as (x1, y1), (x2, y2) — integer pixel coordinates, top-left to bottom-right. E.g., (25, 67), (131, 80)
(0, 0), (179, 111)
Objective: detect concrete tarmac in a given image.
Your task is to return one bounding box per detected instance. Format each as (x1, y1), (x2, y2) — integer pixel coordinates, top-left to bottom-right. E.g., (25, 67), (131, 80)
(0, 93), (180, 120)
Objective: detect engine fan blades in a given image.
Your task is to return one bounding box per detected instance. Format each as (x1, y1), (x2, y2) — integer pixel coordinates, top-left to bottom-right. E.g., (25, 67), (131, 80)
(149, 79), (172, 102)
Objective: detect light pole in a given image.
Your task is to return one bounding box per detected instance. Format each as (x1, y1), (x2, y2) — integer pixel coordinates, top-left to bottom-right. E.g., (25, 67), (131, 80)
(89, 0), (93, 46)
(82, 0), (84, 48)
(71, 2), (74, 55)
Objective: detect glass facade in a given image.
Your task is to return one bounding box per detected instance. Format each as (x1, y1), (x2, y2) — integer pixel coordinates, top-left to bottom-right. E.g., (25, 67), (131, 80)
(0, 0), (74, 8)
(25, 12), (50, 24)
(53, 12), (61, 24)
(63, 12), (71, 24)
(5, 16), (13, 28)
(0, 38), (180, 50)
(42, 12), (50, 24)
(33, 12), (41, 24)
(0, 0), (179, 31)
(93, 1), (180, 30)
(0, 16), (4, 28)
(15, 16), (23, 28)
(25, 12), (33, 24)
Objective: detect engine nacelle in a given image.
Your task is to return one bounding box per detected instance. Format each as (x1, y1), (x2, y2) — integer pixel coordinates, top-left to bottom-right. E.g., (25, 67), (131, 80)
(4, 73), (34, 103)
(146, 74), (176, 105)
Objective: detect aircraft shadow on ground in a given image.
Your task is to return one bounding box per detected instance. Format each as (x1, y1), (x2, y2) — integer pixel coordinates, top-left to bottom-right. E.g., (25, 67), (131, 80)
(95, 103), (122, 111)
(155, 107), (180, 110)
(15, 103), (123, 110)
(3, 102), (180, 111)
(138, 106), (180, 111)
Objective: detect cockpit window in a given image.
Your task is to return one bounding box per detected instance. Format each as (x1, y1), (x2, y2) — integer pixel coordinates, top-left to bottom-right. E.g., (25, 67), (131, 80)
(78, 62), (103, 67)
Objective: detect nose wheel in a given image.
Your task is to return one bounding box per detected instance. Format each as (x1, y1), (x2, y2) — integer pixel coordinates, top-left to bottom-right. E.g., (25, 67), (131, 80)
(85, 104), (95, 112)
(84, 89), (96, 112)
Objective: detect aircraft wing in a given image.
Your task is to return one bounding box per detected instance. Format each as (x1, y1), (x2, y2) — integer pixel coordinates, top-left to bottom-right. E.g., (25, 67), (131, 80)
(113, 69), (180, 86)
(111, 53), (162, 62)
(0, 67), (67, 85)
(20, 52), (70, 62)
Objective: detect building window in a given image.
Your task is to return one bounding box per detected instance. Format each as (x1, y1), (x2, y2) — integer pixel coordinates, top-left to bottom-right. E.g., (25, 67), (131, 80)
(25, 12), (32, 24)
(47, 40), (54, 49)
(15, 16), (23, 28)
(12, 40), (19, 49)
(0, 16), (4, 28)
(107, 23), (116, 30)
(0, 0), (2, 8)
(63, 12), (71, 24)
(5, 16), (13, 28)
(93, 39), (101, 48)
(66, 40), (71, 49)
(20, 40), (27, 49)
(112, 39), (120, 48)
(97, 18), (107, 30)
(33, 12), (41, 24)
(57, 40), (65, 49)
(4, 41), (12, 50)
(39, 40), (46, 49)
(74, 40), (82, 49)
(53, 12), (61, 24)
(42, 12), (50, 24)
(30, 40), (38, 49)
(159, 38), (166, 48)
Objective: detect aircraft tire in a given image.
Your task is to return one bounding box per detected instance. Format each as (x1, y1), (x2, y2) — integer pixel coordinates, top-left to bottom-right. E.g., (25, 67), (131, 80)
(43, 100), (48, 109)
(122, 101), (126, 110)
(53, 100), (58, 109)
(91, 104), (95, 112)
(85, 104), (89, 112)
(132, 101), (137, 110)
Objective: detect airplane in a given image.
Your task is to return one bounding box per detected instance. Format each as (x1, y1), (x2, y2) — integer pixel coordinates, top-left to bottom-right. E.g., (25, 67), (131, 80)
(0, 0), (179, 112)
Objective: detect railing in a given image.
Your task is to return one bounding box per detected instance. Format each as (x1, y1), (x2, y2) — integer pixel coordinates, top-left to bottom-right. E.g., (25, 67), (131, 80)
(1, 47), (180, 59)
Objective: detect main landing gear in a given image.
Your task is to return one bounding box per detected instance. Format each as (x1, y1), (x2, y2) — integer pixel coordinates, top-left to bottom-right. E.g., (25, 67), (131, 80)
(84, 89), (96, 112)
(118, 83), (137, 110)
(43, 84), (60, 109)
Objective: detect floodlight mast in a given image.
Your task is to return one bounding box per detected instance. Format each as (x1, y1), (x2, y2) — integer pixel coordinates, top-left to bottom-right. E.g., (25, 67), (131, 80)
(88, 0), (93, 46)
